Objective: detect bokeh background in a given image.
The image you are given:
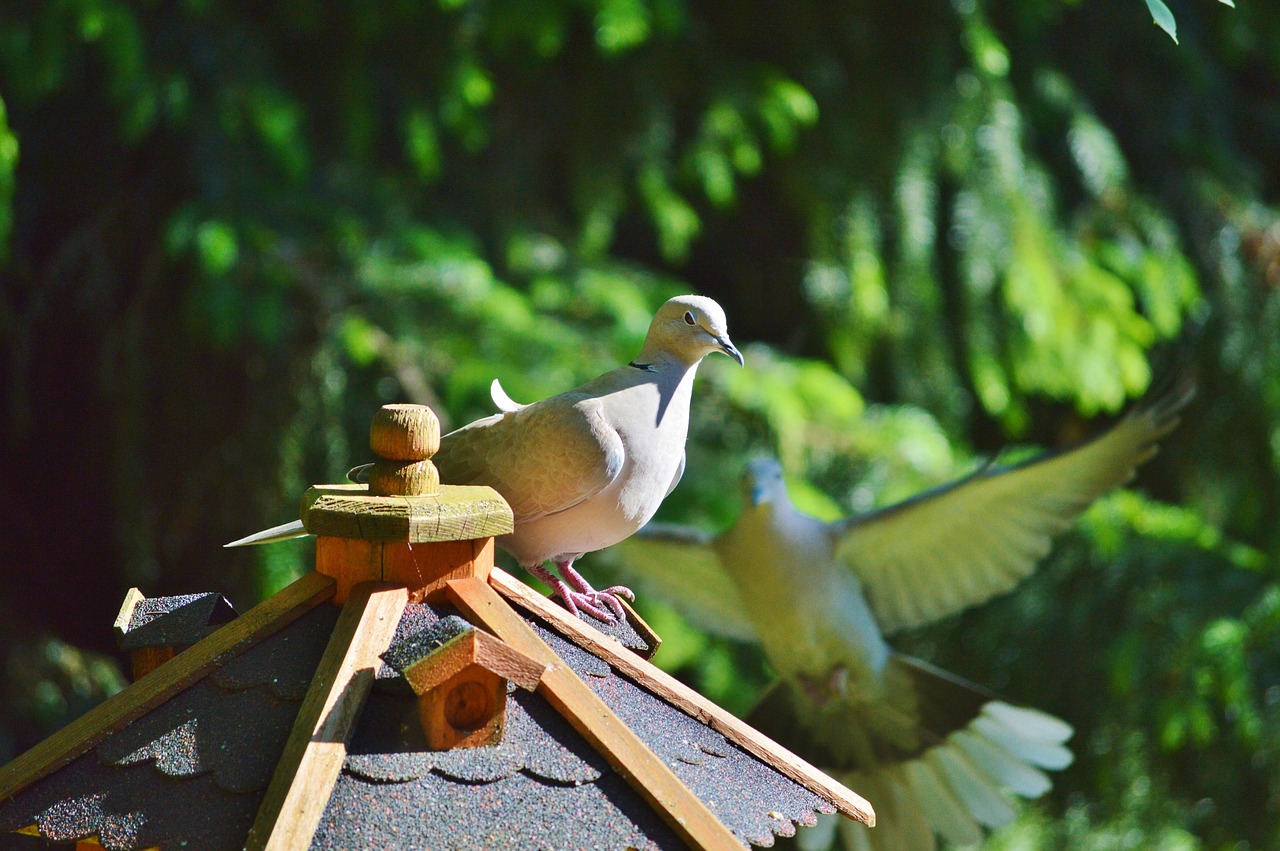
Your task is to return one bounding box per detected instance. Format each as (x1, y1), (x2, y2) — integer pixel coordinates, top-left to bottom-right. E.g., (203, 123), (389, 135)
(1, 0), (1278, 846)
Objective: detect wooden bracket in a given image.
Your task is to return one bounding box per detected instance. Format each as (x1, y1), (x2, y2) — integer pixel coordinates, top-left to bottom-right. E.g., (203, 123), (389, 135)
(445, 576), (745, 850)
(315, 535), (497, 605)
(246, 582), (408, 851)
(487, 566), (876, 827)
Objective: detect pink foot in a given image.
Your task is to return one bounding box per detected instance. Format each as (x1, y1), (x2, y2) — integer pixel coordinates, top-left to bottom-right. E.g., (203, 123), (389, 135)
(523, 562), (624, 622)
(559, 562), (634, 623)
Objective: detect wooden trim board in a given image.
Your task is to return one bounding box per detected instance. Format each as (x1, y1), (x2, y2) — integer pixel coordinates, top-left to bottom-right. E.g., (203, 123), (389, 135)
(246, 583), (408, 851)
(0, 571), (336, 804)
(487, 567), (876, 826)
(446, 576), (744, 850)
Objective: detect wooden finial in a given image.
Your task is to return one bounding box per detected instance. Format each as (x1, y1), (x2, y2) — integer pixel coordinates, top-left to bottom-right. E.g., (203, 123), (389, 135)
(366, 404), (440, 497)
(298, 403), (514, 604)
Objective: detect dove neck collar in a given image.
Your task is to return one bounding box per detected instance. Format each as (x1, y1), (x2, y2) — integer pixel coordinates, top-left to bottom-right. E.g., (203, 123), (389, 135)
(628, 361), (658, 372)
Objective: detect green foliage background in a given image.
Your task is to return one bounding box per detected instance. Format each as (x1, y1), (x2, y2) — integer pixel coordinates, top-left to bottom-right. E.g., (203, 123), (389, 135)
(1, 0), (1277, 846)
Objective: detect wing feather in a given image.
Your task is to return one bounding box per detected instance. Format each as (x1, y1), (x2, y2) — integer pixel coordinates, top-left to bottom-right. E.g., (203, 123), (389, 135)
(434, 394), (624, 523)
(837, 381), (1191, 632)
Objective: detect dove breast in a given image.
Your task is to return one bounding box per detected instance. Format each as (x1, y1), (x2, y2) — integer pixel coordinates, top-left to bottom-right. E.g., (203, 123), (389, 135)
(434, 363), (696, 567)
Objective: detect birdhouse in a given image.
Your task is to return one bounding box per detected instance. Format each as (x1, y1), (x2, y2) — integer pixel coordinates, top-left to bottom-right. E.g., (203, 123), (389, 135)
(113, 589), (237, 679)
(0, 404), (875, 850)
(381, 616), (546, 750)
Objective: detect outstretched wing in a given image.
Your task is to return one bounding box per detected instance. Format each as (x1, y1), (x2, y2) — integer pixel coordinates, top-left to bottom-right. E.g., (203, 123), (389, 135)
(435, 393), (625, 523)
(596, 522), (758, 642)
(836, 380), (1192, 634)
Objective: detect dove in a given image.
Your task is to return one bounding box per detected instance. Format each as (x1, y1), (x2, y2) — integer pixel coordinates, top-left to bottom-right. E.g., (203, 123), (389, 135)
(227, 294), (744, 621)
(601, 381), (1192, 849)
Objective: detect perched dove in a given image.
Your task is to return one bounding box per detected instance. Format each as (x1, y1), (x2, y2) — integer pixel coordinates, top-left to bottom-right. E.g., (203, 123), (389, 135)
(601, 382), (1192, 850)
(227, 295), (743, 621)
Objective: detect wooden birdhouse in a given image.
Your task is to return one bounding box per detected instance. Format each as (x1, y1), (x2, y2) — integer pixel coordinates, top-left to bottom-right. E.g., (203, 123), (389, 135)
(113, 589), (237, 679)
(382, 616), (546, 750)
(0, 403), (875, 850)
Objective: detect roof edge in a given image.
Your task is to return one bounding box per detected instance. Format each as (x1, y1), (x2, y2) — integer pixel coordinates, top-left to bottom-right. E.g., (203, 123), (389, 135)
(446, 575), (745, 849)
(487, 567), (876, 827)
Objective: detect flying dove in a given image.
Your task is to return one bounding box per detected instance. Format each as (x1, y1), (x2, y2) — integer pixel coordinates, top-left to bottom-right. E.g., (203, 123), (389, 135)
(601, 381), (1192, 849)
(227, 295), (744, 621)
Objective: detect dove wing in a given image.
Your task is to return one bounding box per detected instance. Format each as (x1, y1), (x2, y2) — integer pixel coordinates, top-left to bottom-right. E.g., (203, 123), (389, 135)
(836, 383), (1191, 634)
(597, 522), (758, 642)
(435, 393), (625, 522)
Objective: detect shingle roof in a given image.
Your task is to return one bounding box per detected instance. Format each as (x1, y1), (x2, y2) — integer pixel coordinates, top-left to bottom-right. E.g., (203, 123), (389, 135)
(0, 573), (868, 850)
(0, 605), (338, 849)
(114, 591), (237, 651)
(314, 603), (834, 849)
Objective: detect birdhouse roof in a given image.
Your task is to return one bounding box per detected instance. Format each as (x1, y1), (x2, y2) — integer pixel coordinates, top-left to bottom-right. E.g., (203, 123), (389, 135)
(385, 615), (547, 695)
(113, 590), (237, 651)
(0, 569), (873, 850)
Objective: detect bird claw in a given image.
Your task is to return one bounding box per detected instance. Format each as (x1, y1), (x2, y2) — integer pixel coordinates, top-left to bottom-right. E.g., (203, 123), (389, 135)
(555, 585), (634, 624)
(558, 588), (616, 621)
(552, 564), (635, 623)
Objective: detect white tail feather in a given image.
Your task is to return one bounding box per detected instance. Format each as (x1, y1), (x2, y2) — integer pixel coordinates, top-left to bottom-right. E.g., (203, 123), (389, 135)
(489, 378), (526, 413)
(927, 747), (1018, 829)
(972, 715), (1074, 770)
(950, 730), (1053, 798)
(983, 700), (1074, 743)
(904, 760), (983, 847)
(223, 519), (307, 548)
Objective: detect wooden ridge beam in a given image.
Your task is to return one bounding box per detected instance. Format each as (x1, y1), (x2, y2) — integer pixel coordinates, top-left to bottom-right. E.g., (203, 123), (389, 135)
(0, 571), (336, 804)
(446, 576), (744, 851)
(246, 582), (408, 851)
(487, 567), (876, 827)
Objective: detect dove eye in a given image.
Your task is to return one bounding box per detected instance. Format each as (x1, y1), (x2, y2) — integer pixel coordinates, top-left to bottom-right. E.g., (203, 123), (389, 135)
(683, 311), (697, 326)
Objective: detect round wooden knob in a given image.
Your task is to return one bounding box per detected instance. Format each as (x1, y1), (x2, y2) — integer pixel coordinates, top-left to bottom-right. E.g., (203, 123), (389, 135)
(367, 459), (440, 497)
(370, 404), (440, 461)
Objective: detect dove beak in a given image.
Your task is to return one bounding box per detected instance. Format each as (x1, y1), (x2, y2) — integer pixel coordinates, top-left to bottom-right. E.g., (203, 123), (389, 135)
(749, 482), (771, 506)
(718, 337), (745, 367)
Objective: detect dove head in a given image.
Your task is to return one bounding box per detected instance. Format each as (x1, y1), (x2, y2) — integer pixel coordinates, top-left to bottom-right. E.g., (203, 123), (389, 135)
(640, 295), (744, 368)
(743, 456), (788, 508)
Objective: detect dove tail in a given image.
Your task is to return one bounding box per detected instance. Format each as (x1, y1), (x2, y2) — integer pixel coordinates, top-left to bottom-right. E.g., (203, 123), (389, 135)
(784, 655), (1073, 851)
(224, 519), (307, 547)
(846, 656), (1072, 850)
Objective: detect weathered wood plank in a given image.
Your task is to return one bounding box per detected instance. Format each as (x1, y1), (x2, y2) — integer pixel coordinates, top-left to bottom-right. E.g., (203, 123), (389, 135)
(617, 597), (663, 660)
(246, 583), (408, 851)
(0, 572), (336, 804)
(402, 628), (546, 695)
(128, 646), (176, 681)
(300, 483), (513, 542)
(446, 576), (744, 850)
(487, 567), (876, 826)
(382, 537), (491, 603)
